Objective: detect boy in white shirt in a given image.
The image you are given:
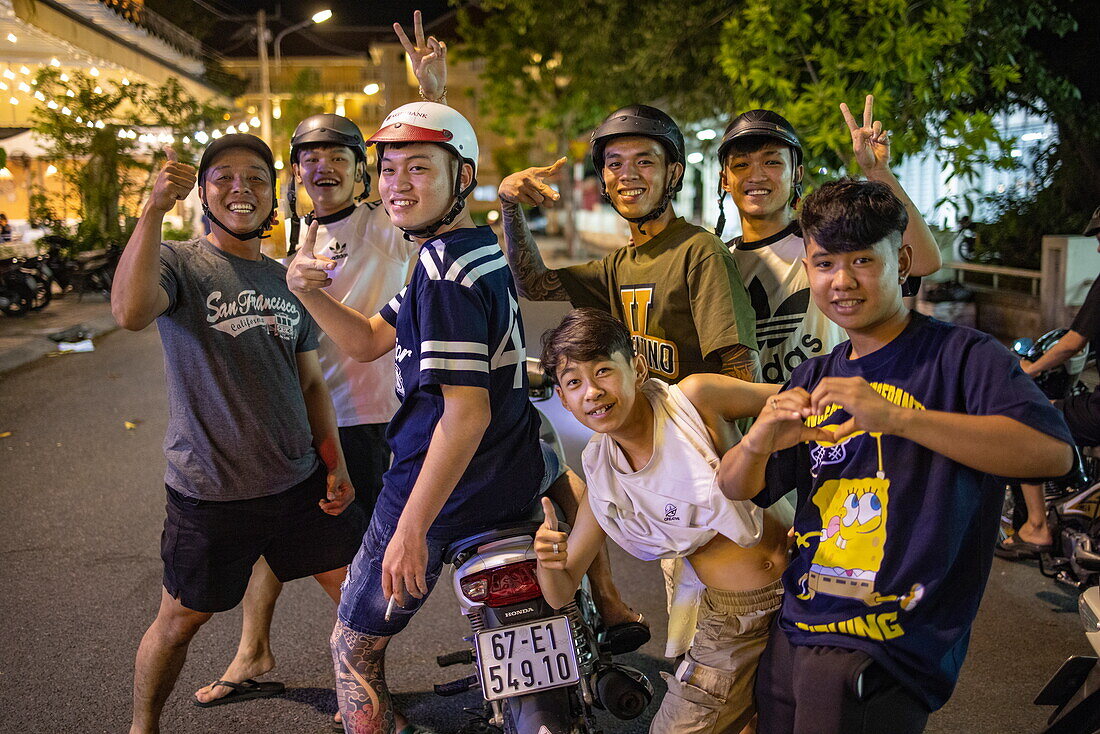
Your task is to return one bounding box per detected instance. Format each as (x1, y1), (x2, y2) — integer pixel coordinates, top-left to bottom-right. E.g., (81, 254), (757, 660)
(534, 307), (790, 733)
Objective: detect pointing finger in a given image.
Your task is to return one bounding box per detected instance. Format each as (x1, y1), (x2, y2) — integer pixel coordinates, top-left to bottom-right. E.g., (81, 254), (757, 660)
(541, 497), (559, 532)
(302, 219), (320, 258)
(863, 94), (874, 129)
(541, 157), (567, 177)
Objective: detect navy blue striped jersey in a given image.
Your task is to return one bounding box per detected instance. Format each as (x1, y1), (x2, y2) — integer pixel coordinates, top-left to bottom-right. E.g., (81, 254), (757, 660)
(375, 225), (543, 538)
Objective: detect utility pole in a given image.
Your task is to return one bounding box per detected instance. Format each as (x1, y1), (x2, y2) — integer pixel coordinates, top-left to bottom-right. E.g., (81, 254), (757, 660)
(257, 9), (272, 146)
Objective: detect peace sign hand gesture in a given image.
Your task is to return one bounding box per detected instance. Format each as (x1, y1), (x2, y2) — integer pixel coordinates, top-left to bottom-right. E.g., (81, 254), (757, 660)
(840, 94), (891, 176)
(394, 10), (447, 102)
(498, 158), (566, 208)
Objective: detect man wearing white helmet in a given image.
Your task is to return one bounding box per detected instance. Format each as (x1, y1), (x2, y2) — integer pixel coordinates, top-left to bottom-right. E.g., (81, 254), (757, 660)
(287, 101), (556, 733)
(193, 14), (447, 712)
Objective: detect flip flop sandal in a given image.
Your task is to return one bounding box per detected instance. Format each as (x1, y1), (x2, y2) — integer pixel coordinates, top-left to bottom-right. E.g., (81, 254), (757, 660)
(192, 678), (286, 708)
(994, 535), (1054, 560)
(606, 612), (651, 655)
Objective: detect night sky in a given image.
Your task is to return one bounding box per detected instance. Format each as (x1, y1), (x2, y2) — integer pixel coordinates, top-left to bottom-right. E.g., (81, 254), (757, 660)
(149, 0), (458, 57)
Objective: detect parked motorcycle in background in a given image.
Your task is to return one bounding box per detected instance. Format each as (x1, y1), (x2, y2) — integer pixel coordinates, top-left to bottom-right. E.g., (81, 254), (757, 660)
(432, 361), (653, 733)
(1005, 329), (1100, 589)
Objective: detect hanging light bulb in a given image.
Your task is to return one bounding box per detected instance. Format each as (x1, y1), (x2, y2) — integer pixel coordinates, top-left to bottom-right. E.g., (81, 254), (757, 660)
(6, 34), (16, 43)
(34, 91), (44, 101)
(61, 106), (71, 115)
(95, 120), (105, 129)
(194, 130), (209, 144)
(121, 78), (129, 86)
(46, 165), (58, 176)
(50, 58), (60, 67)
(272, 100), (281, 120)
(66, 89), (74, 97)
(46, 100), (57, 109)
(3, 70), (14, 80)
(238, 122), (249, 133)
(211, 130), (222, 139)
(89, 67), (99, 77)
(8, 97), (16, 105)
(0, 82), (8, 91)
(226, 125), (237, 134)
(59, 73), (69, 82)
(17, 82), (29, 93)
(93, 86), (102, 94)
(249, 116), (260, 127)
(19, 66), (30, 75)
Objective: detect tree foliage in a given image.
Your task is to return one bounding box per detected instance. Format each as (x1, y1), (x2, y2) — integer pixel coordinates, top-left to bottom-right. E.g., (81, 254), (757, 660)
(31, 70), (224, 250)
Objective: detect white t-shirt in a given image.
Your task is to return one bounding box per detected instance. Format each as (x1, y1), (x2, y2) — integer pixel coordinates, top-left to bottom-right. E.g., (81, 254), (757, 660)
(730, 223), (846, 384)
(303, 202), (416, 426)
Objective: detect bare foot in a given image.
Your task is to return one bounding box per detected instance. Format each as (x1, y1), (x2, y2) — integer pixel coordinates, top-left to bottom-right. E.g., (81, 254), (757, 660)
(194, 649), (277, 704)
(1017, 522), (1054, 547)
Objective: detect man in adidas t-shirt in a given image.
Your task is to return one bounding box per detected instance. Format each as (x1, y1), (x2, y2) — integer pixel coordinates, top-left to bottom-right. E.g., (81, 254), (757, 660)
(717, 96), (942, 384)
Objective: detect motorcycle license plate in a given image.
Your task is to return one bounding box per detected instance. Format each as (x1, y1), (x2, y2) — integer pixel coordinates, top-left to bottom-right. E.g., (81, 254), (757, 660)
(475, 616), (580, 700)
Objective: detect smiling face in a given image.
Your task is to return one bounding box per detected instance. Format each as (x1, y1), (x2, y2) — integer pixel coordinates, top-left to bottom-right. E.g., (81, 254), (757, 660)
(721, 142), (802, 225)
(803, 235), (912, 342)
(554, 348), (649, 436)
(601, 136), (682, 220)
(294, 144), (358, 214)
(201, 148), (273, 233)
(378, 143), (470, 232)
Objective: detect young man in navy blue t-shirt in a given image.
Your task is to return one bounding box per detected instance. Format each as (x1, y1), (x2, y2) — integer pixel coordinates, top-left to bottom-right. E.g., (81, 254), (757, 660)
(718, 179), (1074, 733)
(287, 102), (553, 733)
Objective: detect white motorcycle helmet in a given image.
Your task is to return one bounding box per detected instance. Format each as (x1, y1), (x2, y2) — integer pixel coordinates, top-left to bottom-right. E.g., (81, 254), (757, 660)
(368, 102), (479, 238)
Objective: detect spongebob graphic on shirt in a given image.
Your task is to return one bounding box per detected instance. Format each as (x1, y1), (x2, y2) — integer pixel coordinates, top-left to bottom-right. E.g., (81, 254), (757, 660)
(793, 384), (928, 622)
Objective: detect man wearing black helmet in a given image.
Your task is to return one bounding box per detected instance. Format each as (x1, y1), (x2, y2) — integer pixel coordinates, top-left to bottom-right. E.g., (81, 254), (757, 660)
(717, 96), (942, 384)
(500, 104), (759, 383)
(192, 12), (447, 712)
(112, 135), (363, 734)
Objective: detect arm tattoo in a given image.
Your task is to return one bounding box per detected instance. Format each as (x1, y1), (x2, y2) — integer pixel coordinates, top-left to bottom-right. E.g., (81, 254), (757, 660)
(500, 200), (570, 301)
(331, 621), (394, 734)
(718, 344), (761, 382)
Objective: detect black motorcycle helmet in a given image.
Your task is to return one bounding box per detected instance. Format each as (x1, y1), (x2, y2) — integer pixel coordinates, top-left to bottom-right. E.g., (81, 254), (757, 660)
(590, 105), (686, 231)
(197, 133), (278, 242)
(287, 114), (369, 253)
(715, 109), (804, 236)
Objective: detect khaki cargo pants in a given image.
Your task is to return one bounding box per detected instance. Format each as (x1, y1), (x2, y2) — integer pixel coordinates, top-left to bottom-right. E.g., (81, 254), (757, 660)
(650, 579), (783, 734)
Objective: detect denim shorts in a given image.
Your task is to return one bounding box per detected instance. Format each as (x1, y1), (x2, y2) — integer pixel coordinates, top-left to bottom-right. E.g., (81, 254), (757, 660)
(337, 439), (564, 636)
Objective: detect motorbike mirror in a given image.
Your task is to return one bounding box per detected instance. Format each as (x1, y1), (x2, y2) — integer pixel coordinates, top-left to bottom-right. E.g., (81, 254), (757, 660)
(1011, 337), (1034, 357)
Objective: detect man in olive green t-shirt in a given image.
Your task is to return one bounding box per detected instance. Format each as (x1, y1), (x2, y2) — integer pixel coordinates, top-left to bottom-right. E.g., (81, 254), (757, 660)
(498, 104), (758, 383)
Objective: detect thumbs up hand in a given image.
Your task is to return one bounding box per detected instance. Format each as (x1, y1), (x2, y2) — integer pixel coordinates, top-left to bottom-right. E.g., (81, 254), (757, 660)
(534, 497), (569, 570)
(286, 220), (336, 295)
(498, 158), (566, 208)
(149, 145), (196, 214)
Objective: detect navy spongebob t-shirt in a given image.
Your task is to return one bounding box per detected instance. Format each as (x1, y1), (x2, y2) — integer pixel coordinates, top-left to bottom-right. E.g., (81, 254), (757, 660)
(375, 226), (543, 538)
(754, 313), (1072, 710)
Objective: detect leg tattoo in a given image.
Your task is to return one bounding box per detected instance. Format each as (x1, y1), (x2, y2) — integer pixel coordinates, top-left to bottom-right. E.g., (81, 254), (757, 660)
(331, 621), (393, 734)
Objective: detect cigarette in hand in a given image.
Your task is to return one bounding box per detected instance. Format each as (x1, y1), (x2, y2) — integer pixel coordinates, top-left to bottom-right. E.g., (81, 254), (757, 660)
(385, 595), (397, 622)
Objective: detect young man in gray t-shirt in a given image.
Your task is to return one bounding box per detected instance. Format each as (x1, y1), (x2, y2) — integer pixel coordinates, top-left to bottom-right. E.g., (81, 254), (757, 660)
(112, 135), (363, 734)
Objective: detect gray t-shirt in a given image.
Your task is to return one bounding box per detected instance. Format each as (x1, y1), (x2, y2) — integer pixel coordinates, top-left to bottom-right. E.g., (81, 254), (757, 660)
(157, 238), (320, 501)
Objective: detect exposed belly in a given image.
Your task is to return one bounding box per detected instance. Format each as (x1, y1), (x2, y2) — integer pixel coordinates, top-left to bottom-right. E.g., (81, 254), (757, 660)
(689, 508), (789, 592)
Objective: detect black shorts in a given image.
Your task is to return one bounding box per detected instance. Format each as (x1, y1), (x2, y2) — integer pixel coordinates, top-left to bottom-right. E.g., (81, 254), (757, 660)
(338, 423), (391, 517)
(1056, 393), (1100, 447)
(161, 465), (366, 613)
(755, 624), (930, 734)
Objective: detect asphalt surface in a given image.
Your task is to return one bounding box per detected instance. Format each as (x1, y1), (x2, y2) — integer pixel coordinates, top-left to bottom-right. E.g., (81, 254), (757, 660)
(0, 297), (1094, 733)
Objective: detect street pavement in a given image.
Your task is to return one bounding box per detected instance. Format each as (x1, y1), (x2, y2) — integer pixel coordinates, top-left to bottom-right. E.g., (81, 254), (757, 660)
(0, 295), (1094, 733)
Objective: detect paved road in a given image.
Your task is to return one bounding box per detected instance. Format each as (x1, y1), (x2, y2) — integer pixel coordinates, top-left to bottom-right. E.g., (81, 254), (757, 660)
(0, 300), (1092, 733)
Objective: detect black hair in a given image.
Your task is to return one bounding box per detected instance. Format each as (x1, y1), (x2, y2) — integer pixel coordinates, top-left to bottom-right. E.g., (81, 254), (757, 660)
(540, 308), (634, 384)
(799, 178), (909, 253)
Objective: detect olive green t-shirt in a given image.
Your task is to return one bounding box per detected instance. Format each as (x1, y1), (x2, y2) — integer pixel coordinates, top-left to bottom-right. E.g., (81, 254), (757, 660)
(556, 217), (757, 382)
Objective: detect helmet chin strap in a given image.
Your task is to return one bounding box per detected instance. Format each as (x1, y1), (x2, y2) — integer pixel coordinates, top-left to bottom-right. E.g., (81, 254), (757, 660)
(392, 167), (475, 242)
(605, 181), (676, 236)
(202, 201), (271, 242)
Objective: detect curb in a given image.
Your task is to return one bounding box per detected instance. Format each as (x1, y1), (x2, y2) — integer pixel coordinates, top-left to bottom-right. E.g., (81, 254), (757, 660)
(0, 312), (120, 376)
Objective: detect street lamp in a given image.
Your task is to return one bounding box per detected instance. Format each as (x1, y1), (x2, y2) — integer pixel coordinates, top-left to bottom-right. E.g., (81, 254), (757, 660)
(273, 9), (333, 70)
(257, 9), (333, 146)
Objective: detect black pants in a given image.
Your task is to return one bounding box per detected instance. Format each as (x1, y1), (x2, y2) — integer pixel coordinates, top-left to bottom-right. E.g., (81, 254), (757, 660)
(339, 423), (390, 518)
(755, 624), (930, 734)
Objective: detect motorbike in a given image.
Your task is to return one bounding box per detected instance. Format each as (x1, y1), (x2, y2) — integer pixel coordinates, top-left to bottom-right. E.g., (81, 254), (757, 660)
(1003, 329), (1100, 589)
(432, 361), (653, 734)
(0, 257), (39, 316)
(1035, 584), (1100, 733)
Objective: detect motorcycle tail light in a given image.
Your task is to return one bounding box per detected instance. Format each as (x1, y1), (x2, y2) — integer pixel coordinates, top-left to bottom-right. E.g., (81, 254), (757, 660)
(460, 560), (542, 607)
